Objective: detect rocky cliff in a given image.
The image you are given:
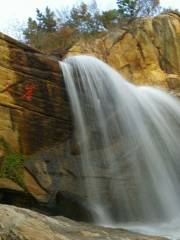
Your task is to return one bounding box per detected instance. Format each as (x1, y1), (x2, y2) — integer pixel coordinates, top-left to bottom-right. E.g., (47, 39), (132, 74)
(26, 12), (180, 213)
(68, 13), (180, 94)
(0, 13), (180, 222)
(0, 33), (71, 155)
(0, 33), (72, 211)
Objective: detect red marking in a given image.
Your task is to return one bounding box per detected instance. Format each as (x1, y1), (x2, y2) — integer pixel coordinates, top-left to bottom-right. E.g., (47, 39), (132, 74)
(21, 83), (36, 101)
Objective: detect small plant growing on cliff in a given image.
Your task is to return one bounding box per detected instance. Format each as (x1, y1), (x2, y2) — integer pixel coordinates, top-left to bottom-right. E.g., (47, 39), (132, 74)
(0, 138), (25, 187)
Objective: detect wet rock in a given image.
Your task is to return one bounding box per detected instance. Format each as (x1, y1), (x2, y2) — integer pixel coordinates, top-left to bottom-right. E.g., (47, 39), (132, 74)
(56, 191), (93, 221)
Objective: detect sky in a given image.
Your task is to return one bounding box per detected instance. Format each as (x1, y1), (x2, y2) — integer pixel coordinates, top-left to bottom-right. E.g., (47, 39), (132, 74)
(0, 0), (179, 39)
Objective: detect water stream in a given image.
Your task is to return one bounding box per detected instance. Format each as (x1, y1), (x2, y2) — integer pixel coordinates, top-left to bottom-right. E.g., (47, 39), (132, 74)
(60, 55), (180, 239)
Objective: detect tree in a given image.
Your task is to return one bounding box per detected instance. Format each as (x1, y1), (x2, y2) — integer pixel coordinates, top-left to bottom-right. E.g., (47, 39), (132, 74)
(23, 17), (38, 45)
(36, 7), (57, 32)
(100, 9), (120, 29)
(66, 1), (102, 33)
(117, 0), (160, 18)
(23, 7), (58, 48)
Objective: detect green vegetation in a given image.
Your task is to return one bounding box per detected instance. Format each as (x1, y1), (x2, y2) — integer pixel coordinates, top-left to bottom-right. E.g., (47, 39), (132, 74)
(23, 2), (108, 54)
(23, 7), (58, 48)
(0, 138), (25, 187)
(99, 9), (120, 30)
(19, 0), (178, 56)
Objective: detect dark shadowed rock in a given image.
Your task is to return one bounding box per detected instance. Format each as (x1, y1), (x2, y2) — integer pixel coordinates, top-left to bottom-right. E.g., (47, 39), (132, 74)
(56, 191), (93, 221)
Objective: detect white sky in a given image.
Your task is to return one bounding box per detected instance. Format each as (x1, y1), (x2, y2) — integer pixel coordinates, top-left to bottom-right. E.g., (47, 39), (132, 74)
(0, 0), (179, 39)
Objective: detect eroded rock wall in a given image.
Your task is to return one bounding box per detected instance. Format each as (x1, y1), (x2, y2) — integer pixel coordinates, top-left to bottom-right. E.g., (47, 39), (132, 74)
(67, 13), (180, 93)
(0, 33), (72, 211)
(0, 33), (71, 155)
(0, 13), (180, 218)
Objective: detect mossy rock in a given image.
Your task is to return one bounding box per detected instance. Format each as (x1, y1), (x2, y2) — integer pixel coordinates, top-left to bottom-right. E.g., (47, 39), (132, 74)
(0, 138), (25, 187)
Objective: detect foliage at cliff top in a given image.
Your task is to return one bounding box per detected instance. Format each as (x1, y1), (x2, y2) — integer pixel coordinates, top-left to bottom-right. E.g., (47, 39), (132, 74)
(22, 0), (179, 56)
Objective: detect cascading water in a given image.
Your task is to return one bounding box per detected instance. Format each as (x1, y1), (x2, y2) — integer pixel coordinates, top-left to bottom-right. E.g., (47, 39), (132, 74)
(60, 55), (180, 239)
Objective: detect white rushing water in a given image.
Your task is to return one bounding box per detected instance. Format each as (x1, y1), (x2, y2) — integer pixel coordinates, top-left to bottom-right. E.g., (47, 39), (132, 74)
(60, 55), (180, 239)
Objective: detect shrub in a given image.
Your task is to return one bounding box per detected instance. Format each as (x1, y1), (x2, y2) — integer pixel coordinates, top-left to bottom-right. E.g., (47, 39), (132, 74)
(0, 138), (25, 187)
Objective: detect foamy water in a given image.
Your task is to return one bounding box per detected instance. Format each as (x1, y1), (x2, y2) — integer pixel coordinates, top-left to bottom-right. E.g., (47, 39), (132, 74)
(60, 55), (180, 239)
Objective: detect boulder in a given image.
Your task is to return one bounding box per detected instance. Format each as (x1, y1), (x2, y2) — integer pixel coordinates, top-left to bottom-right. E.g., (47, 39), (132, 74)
(0, 204), (167, 240)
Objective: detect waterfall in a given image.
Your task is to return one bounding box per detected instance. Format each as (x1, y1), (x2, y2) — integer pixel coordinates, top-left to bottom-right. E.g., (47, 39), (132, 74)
(60, 55), (180, 238)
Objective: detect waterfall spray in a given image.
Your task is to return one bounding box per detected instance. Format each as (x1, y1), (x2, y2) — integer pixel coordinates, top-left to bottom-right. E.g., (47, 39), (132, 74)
(60, 55), (180, 238)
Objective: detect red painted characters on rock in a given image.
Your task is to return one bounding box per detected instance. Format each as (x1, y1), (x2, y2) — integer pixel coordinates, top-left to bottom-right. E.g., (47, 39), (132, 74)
(21, 83), (36, 101)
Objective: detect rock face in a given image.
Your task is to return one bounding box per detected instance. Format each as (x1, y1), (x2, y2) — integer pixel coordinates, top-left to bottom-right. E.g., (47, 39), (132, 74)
(0, 204), (167, 240)
(24, 13), (180, 213)
(0, 178), (24, 192)
(0, 33), (72, 214)
(68, 13), (180, 93)
(0, 33), (71, 155)
(0, 13), (180, 222)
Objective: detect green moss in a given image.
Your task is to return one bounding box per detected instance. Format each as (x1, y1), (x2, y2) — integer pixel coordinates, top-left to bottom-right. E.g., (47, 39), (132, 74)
(0, 138), (25, 187)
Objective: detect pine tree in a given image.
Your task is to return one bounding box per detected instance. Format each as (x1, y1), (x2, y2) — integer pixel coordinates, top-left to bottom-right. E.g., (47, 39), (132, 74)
(67, 1), (102, 33)
(100, 9), (120, 29)
(23, 17), (38, 44)
(36, 7), (57, 32)
(23, 7), (58, 47)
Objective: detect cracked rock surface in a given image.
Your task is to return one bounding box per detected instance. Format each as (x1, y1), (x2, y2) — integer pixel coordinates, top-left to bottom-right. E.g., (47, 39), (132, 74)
(67, 13), (180, 94)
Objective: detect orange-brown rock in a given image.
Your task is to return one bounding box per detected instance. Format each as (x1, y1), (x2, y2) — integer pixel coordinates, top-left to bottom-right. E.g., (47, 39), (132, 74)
(0, 178), (24, 192)
(67, 13), (180, 93)
(0, 33), (71, 155)
(23, 169), (49, 203)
